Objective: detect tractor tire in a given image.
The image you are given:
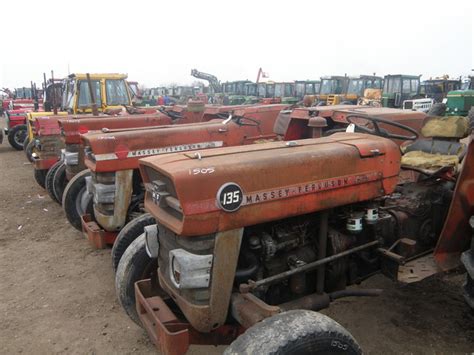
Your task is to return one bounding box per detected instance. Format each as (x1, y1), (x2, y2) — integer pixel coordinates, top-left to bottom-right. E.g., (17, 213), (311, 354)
(461, 249), (474, 309)
(45, 160), (62, 204)
(427, 103), (446, 117)
(8, 124), (27, 150)
(52, 162), (67, 204)
(24, 139), (35, 163)
(34, 169), (47, 189)
(63, 169), (93, 231)
(468, 107), (474, 132)
(115, 233), (157, 326)
(23, 136), (30, 152)
(111, 213), (155, 271)
(224, 310), (361, 355)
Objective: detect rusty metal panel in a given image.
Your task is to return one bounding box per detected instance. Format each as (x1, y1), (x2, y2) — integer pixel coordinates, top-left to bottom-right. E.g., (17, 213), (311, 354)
(139, 132), (401, 236)
(434, 133), (474, 270)
(82, 104), (286, 173)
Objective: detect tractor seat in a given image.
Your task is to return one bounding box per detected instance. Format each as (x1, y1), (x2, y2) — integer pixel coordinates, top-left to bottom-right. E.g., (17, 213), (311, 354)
(401, 115), (469, 173)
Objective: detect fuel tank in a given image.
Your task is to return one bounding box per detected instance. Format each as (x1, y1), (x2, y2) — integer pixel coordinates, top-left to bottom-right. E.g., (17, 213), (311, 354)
(139, 132), (401, 236)
(82, 104), (288, 173)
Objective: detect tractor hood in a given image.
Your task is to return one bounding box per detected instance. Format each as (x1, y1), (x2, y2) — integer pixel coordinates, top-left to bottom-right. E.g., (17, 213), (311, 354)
(82, 104), (287, 173)
(59, 113), (172, 144)
(139, 132), (401, 236)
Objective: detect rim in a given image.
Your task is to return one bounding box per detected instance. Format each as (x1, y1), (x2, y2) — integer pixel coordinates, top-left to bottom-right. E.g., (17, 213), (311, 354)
(14, 129), (27, 145)
(75, 185), (92, 216)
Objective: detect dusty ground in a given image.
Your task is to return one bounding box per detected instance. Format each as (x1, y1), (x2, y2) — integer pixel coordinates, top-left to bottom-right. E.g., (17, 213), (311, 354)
(0, 132), (473, 354)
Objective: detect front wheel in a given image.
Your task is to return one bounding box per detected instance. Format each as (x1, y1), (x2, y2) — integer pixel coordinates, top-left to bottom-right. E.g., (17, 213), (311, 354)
(62, 169), (92, 231)
(45, 160), (63, 204)
(34, 169), (47, 189)
(115, 233), (156, 326)
(224, 310), (361, 355)
(24, 139), (35, 162)
(8, 124), (27, 150)
(111, 213), (155, 271)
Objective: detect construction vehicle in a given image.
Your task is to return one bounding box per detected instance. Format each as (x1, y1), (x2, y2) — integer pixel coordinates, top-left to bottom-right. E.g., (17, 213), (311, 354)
(302, 76), (351, 106)
(190, 69), (222, 94)
(382, 74), (421, 108)
(117, 109), (471, 354)
(318, 75), (384, 106)
(73, 105), (289, 253)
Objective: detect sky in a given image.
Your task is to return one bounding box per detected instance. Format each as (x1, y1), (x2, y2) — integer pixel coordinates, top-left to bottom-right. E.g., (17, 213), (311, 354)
(0, 0), (473, 88)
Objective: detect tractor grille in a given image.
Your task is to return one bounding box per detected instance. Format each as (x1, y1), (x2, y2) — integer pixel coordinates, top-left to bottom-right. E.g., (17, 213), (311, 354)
(144, 167), (183, 221)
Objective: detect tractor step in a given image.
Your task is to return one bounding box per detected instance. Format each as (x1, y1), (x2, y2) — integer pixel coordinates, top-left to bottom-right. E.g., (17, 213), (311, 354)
(397, 254), (442, 283)
(81, 214), (117, 249)
(135, 279), (241, 355)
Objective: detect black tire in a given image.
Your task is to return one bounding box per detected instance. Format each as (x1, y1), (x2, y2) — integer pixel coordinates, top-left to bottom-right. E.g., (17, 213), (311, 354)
(24, 138), (35, 163)
(8, 124), (27, 150)
(224, 310), (361, 355)
(461, 249), (474, 309)
(45, 160), (62, 203)
(52, 162), (67, 204)
(62, 169), (92, 231)
(427, 102), (446, 117)
(115, 234), (156, 326)
(111, 213), (155, 271)
(23, 136), (30, 152)
(340, 101), (353, 105)
(34, 169), (47, 189)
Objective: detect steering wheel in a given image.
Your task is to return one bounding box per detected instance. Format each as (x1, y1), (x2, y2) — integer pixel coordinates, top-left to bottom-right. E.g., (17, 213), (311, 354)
(345, 114), (419, 141)
(235, 116), (260, 126)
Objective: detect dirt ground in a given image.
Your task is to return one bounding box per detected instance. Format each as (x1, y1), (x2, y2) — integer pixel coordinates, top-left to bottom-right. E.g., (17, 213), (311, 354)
(0, 132), (473, 354)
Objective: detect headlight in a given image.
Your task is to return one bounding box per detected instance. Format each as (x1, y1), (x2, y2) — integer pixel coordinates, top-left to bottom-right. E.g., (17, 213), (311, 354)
(169, 249), (213, 289)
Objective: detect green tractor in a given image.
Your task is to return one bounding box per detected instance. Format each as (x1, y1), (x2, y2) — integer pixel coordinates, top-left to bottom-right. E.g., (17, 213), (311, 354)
(445, 89), (474, 116)
(382, 74), (421, 108)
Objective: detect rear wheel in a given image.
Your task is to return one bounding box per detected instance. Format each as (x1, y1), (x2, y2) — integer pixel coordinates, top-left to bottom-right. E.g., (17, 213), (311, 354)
(111, 213), (155, 271)
(8, 124), (27, 150)
(62, 169), (92, 231)
(115, 233), (156, 326)
(34, 169), (47, 189)
(45, 160), (62, 203)
(52, 162), (67, 203)
(225, 310), (361, 355)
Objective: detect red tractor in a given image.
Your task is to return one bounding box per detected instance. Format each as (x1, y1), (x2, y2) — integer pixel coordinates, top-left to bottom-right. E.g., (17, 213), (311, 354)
(4, 87), (39, 150)
(83, 105), (425, 272)
(71, 104), (289, 255)
(115, 112), (471, 354)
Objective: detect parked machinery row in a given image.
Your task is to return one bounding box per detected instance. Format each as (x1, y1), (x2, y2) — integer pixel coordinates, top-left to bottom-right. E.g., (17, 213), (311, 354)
(7, 69), (474, 354)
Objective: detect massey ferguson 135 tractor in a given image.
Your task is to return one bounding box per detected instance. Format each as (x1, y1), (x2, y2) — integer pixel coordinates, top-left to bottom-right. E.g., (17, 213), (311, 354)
(116, 112), (472, 354)
(71, 105), (289, 253)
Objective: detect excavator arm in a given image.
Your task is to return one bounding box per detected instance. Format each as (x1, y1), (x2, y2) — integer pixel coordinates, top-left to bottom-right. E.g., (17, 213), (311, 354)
(190, 69), (222, 93)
